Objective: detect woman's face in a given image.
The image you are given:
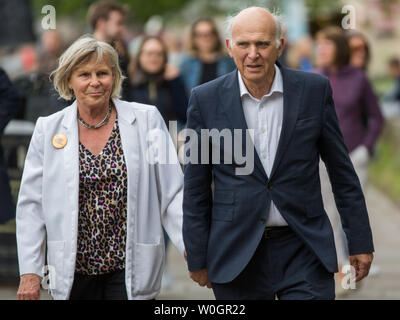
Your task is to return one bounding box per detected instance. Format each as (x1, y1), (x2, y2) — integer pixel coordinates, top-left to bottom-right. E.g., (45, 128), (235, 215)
(349, 36), (367, 68)
(139, 39), (165, 74)
(68, 54), (113, 109)
(193, 21), (218, 54)
(316, 37), (336, 68)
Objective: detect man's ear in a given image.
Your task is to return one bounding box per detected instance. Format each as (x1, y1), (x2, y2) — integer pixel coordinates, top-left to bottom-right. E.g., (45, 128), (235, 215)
(226, 38), (233, 58)
(277, 38), (285, 57)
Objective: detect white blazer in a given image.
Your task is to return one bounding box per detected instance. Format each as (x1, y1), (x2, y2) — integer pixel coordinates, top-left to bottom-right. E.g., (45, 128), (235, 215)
(16, 98), (185, 300)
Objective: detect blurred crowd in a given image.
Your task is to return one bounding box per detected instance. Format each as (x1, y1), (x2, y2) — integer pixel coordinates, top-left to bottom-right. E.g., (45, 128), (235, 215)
(1, 1), (400, 127)
(0, 0), (400, 290)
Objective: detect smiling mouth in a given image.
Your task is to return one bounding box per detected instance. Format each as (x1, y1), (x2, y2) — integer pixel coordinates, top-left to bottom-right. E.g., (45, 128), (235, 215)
(88, 92), (104, 96)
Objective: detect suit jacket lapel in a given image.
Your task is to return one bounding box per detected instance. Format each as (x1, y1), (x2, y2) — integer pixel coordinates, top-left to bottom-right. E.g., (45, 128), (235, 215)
(269, 64), (303, 180)
(220, 70), (268, 182)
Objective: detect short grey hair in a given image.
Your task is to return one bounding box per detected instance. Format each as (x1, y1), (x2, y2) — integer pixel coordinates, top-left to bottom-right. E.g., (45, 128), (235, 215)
(225, 7), (284, 49)
(51, 35), (125, 100)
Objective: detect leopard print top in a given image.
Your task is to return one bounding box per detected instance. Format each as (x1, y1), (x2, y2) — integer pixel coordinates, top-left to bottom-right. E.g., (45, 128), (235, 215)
(75, 118), (128, 275)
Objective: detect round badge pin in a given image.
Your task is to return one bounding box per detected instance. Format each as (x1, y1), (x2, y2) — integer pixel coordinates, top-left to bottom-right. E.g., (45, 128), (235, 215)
(52, 133), (68, 149)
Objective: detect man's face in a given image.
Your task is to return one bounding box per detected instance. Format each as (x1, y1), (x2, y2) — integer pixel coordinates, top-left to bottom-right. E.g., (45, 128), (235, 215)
(226, 14), (283, 86)
(104, 10), (126, 41)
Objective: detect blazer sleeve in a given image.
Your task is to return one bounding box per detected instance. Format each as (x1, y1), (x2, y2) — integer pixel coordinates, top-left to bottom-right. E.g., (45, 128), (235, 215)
(318, 80), (374, 256)
(182, 89), (213, 271)
(0, 68), (20, 132)
(149, 107), (185, 256)
(16, 117), (46, 278)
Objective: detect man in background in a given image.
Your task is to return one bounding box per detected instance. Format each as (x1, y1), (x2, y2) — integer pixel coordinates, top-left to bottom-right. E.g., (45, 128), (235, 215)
(87, 1), (132, 101)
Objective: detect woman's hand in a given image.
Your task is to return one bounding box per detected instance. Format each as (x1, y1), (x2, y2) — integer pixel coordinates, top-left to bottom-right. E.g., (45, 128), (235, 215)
(17, 274), (41, 300)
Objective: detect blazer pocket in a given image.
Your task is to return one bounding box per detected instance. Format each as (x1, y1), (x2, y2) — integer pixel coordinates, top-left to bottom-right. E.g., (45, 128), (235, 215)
(212, 190), (235, 221)
(135, 242), (164, 295)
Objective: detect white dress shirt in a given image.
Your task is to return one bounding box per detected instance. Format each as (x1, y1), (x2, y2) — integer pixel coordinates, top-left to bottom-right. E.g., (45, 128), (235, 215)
(238, 65), (288, 226)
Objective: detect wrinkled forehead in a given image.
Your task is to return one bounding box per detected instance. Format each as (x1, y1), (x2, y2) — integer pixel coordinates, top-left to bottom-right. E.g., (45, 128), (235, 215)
(231, 13), (277, 40)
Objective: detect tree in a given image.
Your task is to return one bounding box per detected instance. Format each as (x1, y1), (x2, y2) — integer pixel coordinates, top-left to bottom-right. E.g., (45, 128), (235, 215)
(31, 0), (192, 24)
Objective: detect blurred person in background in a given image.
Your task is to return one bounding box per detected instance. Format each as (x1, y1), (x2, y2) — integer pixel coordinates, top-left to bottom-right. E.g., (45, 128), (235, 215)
(285, 35), (314, 72)
(12, 31), (69, 123)
(129, 35), (188, 289)
(16, 36), (184, 300)
(384, 57), (400, 109)
(88, 0), (132, 101)
(0, 68), (20, 224)
(180, 18), (235, 93)
(315, 26), (384, 285)
(37, 30), (66, 76)
(129, 36), (187, 131)
(347, 31), (370, 71)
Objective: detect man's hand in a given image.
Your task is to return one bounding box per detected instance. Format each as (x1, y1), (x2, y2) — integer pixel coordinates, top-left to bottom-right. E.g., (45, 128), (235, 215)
(189, 269), (212, 289)
(349, 253), (374, 282)
(17, 274), (41, 300)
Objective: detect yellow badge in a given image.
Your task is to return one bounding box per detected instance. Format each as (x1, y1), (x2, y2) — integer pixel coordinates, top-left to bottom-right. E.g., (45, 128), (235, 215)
(52, 133), (68, 149)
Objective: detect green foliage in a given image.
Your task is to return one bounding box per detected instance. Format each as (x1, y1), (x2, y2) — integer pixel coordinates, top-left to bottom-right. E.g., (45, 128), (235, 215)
(369, 121), (400, 206)
(120, 0), (191, 23)
(372, 76), (395, 99)
(31, 0), (192, 23)
(305, 0), (340, 18)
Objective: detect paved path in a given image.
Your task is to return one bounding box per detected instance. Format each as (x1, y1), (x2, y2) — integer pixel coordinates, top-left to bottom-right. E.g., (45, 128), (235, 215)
(161, 184), (400, 300)
(1, 185), (399, 300)
(337, 185), (400, 300)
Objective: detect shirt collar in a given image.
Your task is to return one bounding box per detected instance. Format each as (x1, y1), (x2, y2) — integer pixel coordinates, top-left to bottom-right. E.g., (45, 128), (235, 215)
(238, 64), (283, 101)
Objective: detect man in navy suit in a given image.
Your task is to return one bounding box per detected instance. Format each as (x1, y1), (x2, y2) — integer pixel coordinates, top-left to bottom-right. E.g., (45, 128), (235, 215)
(182, 7), (374, 299)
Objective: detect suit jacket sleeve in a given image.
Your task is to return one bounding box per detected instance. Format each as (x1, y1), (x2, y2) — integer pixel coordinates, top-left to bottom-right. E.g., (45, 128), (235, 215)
(182, 89), (213, 271)
(149, 107), (185, 256)
(16, 117), (46, 278)
(318, 79), (374, 255)
(0, 68), (20, 132)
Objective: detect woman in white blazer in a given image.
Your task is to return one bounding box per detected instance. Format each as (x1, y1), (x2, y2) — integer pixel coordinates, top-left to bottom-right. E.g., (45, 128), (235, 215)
(16, 36), (185, 300)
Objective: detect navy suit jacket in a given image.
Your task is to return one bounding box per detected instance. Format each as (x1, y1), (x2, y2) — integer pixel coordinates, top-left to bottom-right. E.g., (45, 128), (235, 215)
(182, 63), (374, 284)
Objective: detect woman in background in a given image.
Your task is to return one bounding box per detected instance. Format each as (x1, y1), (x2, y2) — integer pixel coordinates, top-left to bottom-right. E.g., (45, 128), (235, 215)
(314, 26), (384, 286)
(347, 31), (370, 71)
(180, 18), (235, 93)
(129, 36), (188, 131)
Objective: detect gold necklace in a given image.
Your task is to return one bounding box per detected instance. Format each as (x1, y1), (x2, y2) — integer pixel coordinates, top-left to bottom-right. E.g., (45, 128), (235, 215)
(78, 102), (112, 129)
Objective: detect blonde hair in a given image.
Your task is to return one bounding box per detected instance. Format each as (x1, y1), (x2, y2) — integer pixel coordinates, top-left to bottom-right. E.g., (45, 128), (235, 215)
(52, 35), (124, 100)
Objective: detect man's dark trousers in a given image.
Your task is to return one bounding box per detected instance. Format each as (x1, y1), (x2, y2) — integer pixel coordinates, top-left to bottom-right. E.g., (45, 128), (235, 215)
(211, 227), (335, 300)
